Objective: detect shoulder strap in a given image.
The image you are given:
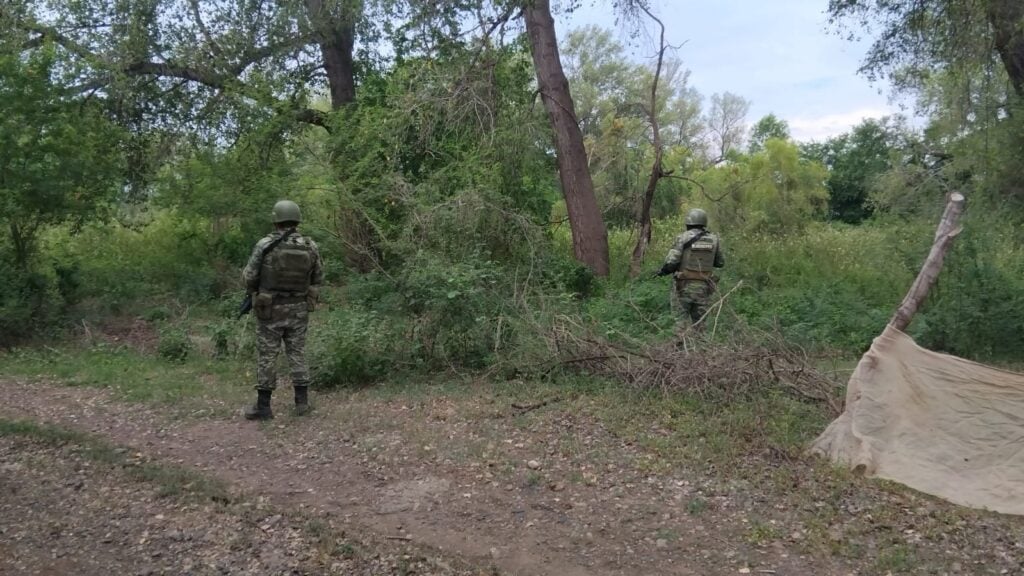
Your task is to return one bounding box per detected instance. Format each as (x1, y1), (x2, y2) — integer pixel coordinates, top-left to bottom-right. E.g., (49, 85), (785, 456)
(261, 229), (295, 258)
(680, 230), (707, 251)
(253, 229), (295, 288)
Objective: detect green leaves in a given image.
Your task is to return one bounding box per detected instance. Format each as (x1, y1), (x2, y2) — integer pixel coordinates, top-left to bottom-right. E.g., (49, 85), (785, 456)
(0, 49), (125, 267)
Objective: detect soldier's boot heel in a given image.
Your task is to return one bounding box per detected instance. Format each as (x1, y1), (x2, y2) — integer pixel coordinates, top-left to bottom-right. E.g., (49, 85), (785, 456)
(294, 385), (312, 416)
(244, 389), (274, 420)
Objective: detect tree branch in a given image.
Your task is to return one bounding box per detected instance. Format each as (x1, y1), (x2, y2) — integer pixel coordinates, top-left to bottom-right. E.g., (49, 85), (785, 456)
(21, 19), (328, 131)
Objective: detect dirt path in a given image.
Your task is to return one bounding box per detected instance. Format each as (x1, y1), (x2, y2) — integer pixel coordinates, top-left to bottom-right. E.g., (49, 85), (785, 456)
(0, 379), (847, 575)
(0, 433), (481, 576)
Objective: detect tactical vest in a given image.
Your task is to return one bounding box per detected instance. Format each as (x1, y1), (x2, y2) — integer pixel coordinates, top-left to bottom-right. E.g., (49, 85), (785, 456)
(259, 235), (314, 294)
(682, 232), (719, 274)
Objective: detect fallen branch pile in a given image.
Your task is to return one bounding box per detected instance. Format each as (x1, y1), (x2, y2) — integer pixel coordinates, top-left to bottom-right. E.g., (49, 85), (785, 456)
(546, 314), (842, 416)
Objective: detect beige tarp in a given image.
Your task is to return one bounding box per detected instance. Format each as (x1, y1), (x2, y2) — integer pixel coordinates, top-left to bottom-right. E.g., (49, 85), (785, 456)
(811, 326), (1024, 515)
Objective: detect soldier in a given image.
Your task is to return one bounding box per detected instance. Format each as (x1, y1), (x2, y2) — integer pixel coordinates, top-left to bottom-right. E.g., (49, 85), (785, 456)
(242, 200), (324, 420)
(654, 208), (725, 331)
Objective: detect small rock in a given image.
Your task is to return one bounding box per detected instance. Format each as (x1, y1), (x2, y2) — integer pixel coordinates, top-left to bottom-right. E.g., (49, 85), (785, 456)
(655, 539), (668, 549)
(738, 568), (751, 574)
(548, 482), (565, 492)
(527, 460), (541, 470)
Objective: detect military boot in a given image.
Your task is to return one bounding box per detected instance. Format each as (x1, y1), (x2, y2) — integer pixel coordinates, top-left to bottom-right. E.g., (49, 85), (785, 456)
(244, 389), (274, 420)
(294, 386), (312, 416)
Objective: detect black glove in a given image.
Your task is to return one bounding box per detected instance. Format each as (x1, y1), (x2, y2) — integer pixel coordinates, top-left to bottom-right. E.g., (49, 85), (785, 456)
(654, 263), (676, 277)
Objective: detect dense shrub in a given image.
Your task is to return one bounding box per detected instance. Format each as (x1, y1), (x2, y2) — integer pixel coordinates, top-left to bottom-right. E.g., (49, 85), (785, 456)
(157, 328), (192, 362)
(914, 216), (1024, 360)
(309, 306), (404, 387)
(46, 212), (234, 304)
(0, 265), (62, 347)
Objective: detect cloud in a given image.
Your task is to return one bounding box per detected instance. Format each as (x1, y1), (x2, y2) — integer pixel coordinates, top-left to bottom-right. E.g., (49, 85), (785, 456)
(787, 107), (894, 141)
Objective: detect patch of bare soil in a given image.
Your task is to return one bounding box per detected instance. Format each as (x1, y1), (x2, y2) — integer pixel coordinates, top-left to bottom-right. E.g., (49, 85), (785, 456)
(80, 316), (161, 353)
(3, 378), (1022, 575)
(0, 380), (846, 576)
(0, 433), (481, 576)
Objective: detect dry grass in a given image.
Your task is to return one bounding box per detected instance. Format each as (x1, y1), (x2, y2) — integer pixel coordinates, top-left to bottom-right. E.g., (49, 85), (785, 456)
(544, 312), (843, 416)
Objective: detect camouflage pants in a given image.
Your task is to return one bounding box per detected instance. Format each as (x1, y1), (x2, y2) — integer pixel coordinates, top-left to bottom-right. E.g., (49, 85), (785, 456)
(671, 278), (717, 328)
(256, 303), (310, 391)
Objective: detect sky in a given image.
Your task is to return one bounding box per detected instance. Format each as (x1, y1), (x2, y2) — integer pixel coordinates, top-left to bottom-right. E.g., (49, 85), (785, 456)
(553, 0), (908, 142)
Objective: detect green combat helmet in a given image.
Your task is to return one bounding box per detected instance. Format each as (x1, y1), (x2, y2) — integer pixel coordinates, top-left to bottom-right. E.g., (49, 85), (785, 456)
(685, 208), (708, 227)
(272, 200), (302, 224)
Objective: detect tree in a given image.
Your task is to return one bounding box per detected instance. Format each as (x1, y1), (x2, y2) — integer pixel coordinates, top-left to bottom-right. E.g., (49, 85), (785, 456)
(0, 48), (124, 269)
(748, 113), (791, 153)
(13, 0), (366, 135)
(523, 0), (610, 276)
(801, 117), (911, 223)
(698, 139), (828, 236)
(629, 5), (670, 277)
(561, 25), (635, 138)
(705, 92), (750, 163)
(828, 0), (1024, 101)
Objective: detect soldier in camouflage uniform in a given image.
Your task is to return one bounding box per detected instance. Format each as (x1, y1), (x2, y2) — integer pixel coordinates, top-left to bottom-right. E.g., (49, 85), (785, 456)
(655, 208), (725, 331)
(242, 200), (324, 420)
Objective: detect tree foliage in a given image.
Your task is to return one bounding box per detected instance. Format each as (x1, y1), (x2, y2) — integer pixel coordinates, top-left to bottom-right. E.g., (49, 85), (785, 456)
(827, 0), (1024, 100)
(705, 92), (750, 162)
(748, 113), (791, 153)
(800, 117), (914, 223)
(700, 139), (829, 236)
(0, 47), (124, 268)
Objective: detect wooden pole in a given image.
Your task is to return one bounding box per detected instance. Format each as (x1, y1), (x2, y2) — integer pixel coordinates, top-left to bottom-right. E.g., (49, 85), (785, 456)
(889, 192), (966, 332)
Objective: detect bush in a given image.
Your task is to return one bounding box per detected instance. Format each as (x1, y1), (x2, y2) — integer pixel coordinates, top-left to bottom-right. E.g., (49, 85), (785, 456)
(309, 306), (403, 387)
(157, 328), (192, 362)
(0, 247), (64, 347)
(45, 211), (230, 306)
(914, 217), (1024, 360)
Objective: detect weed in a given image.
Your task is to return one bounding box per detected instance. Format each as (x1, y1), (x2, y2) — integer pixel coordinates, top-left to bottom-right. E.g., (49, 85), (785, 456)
(141, 306), (171, 322)
(872, 545), (917, 573)
(747, 520), (779, 546)
(335, 542), (357, 559)
(686, 497), (708, 516)
(157, 328), (192, 362)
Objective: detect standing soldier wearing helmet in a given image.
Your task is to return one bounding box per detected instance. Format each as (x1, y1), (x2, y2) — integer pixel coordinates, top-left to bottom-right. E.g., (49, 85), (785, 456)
(242, 200), (324, 420)
(655, 208), (725, 331)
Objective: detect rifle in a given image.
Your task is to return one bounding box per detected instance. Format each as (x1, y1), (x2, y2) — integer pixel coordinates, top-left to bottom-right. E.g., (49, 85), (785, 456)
(237, 229), (295, 319)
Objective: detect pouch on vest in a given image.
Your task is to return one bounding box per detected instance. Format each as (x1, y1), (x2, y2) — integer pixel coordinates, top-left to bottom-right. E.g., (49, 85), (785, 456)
(254, 292), (274, 321)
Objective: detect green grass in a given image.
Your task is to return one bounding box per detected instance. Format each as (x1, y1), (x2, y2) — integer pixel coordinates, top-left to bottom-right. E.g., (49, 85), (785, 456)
(0, 417), (232, 503)
(0, 344), (250, 412)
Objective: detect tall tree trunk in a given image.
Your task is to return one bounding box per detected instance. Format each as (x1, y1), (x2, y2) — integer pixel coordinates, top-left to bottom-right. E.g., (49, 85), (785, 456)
(523, 0), (609, 276)
(629, 6), (669, 278)
(988, 0), (1024, 99)
(305, 0), (357, 108)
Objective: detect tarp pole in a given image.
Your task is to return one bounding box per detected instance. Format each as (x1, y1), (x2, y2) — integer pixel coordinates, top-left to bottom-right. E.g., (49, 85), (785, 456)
(889, 192), (966, 332)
